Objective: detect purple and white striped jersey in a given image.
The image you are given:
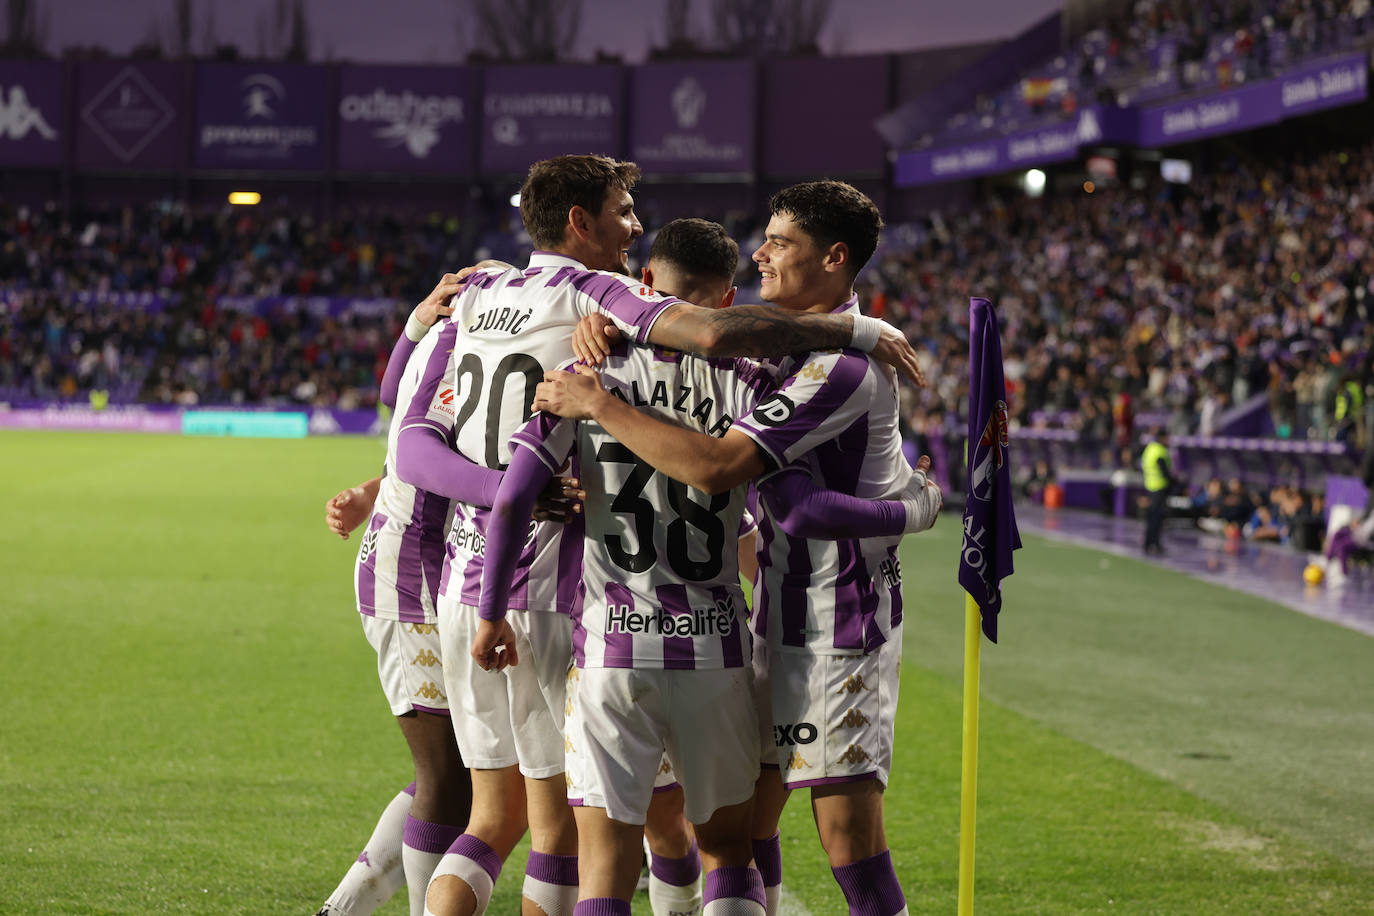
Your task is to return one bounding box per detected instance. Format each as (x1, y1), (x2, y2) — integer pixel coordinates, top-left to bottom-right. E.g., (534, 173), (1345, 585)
(511, 345), (777, 669)
(355, 335), (454, 624)
(395, 251), (680, 614)
(732, 296), (909, 656)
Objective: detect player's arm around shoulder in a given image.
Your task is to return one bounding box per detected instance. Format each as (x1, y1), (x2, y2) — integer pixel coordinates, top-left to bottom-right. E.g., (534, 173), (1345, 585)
(533, 363), (763, 495)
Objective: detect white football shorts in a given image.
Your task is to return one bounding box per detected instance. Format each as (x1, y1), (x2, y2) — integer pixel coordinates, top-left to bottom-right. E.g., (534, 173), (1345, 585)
(567, 665), (759, 826)
(563, 668), (680, 801)
(754, 625), (903, 789)
(359, 614), (449, 716)
(440, 598), (571, 778)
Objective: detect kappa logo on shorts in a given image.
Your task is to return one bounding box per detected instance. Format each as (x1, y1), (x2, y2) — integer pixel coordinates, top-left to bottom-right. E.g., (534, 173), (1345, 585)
(565, 696), (574, 716)
(839, 708), (871, 729)
(564, 736), (575, 754)
(567, 667), (581, 682)
(411, 649), (440, 667)
(836, 675), (872, 695)
(415, 681), (445, 701)
(837, 744), (871, 766)
(658, 758), (672, 775)
(407, 623), (438, 635)
(774, 722), (818, 747)
(784, 751), (811, 771)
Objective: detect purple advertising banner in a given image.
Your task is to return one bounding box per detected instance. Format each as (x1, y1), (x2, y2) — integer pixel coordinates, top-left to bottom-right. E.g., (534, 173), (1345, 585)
(479, 65), (623, 175)
(764, 55), (889, 175)
(76, 61), (189, 170)
(0, 61), (66, 168)
(1003, 116), (1089, 169)
(215, 294), (401, 319)
(194, 62), (328, 170)
(630, 60), (754, 174)
(337, 64), (473, 174)
(1277, 53), (1368, 117)
(895, 108), (1109, 185)
(0, 404), (382, 436)
(1135, 79), (1280, 147)
(895, 137), (1003, 186)
(0, 405), (183, 434)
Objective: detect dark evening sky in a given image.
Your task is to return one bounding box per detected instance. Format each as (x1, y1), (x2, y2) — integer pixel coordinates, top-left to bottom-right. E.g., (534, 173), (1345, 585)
(41, 0), (1062, 63)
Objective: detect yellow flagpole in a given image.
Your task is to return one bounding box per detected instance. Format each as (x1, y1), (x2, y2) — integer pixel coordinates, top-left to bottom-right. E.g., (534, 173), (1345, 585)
(957, 591), (982, 915)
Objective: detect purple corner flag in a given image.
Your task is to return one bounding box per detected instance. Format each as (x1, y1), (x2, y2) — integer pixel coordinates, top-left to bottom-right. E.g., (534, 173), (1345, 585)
(958, 297), (1022, 642)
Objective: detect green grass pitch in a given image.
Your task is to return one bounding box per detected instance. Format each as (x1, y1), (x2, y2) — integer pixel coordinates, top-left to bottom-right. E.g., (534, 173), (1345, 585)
(1, 430), (1371, 914)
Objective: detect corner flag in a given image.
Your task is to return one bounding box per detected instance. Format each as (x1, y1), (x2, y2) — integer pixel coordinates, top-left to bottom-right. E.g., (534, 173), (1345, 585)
(957, 297), (1022, 642)
(956, 296), (1022, 916)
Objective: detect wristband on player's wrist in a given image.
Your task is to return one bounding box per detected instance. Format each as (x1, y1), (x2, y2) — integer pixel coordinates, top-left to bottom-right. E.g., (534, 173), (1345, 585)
(404, 310), (430, 343)
(849, 314), (884, 352)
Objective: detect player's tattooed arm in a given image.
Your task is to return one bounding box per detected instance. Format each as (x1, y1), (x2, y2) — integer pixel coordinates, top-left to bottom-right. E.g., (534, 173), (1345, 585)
(533, 365), (763, 494)
(644, 302), (926, 387)
(325, 476), (382, 539)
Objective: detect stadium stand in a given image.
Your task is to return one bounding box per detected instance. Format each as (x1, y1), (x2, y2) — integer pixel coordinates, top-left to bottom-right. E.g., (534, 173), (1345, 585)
(907, 0), (1374, 149)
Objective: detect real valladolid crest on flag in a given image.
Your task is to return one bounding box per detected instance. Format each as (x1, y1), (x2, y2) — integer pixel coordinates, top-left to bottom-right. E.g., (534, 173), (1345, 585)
(958, 296), (1022, 643)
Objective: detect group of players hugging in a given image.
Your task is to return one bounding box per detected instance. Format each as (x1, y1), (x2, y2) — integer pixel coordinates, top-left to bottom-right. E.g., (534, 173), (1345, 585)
(316, 154), (943, 916)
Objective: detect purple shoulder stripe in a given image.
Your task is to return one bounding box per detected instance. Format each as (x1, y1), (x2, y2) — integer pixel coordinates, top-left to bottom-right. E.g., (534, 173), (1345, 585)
(399, 321), (459, 430)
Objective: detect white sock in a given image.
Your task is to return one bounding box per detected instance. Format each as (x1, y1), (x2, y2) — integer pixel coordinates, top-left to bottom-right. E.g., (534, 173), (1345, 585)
(321, 784), (412, 915)
(702, 867), (765, 916)
(523, 851), (579, 915)
(649, 872), (703, 915)
(403, 816), (465, 916)
(426, 835), (501, 916)
(404, 847), (450, 916)
(648, 839), (702, 916)
(702, 901), (765, 916)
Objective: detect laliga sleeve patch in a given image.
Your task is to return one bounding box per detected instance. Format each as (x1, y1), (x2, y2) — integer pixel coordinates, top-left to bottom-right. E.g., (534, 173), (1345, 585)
(750, 394), (796, 428)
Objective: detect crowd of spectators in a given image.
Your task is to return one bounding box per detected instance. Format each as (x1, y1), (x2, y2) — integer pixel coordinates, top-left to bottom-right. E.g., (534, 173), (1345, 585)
(0, 202), (486, 407)
(943, 0), (1374, 145)
(1190, 477), (1327, 548)
(857, 142), (1374, 467)
(1103, 0), (1374, 93)
(4, 143), (1374, 493)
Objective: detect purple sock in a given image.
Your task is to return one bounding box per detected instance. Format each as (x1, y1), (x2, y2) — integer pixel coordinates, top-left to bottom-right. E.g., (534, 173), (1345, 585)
(704, 865), (766, 907)
(832, 850), (906, 916)
(526, 850), (579, 887)
(402, 814), (464, 854)
(650, 839), (702, 886)
(572, 898), (630, 916)
(447, 834), (502, 883)
(752, 832), (782, 887)
(402, 781), (417, 797)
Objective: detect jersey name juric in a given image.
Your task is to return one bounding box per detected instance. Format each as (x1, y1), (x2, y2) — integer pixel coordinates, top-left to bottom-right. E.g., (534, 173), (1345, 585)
(733, 295), (909, 656)
(396, 251), (678, 613)
(512, 344), (776, 669)
(355, 345), (454, 624)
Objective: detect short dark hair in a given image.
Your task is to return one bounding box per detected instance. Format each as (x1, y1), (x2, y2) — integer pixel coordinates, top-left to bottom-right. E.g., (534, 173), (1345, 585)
(648, 218), (739, 283)
(769, 180), (883, 277)
(519, 155), (642, 249)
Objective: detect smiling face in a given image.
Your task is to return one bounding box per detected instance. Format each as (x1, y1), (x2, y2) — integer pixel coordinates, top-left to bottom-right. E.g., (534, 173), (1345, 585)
(579, 187), (643, 274)
(752, 212), (839, 311)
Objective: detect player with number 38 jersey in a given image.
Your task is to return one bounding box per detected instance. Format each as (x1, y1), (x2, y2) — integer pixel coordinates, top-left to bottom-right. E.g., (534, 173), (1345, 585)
(508, 344), (776, 670)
